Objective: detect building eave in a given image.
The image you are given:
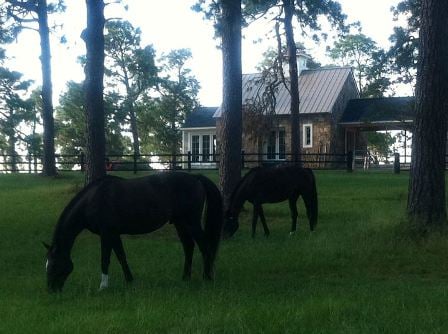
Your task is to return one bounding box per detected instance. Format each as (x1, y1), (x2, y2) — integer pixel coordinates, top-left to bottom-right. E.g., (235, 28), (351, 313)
(180, 126), (216, 131)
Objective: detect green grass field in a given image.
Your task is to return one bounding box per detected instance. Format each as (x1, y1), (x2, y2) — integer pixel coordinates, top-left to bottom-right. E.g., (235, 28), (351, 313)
(1, 170), (448, 333)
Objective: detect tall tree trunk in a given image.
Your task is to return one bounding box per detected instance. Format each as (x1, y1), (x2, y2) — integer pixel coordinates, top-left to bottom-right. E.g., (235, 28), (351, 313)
(283, 0), (301, 165)
(7, 135), (17, 172)
(170, 118), (177, 169)
(407, 0), (448, 232)
(37, 0), (56, 176)
(83, 0), (106, 183)
(219, 0), (242, 211)
(6, 110), (17, 172)
(124, 79), (140, 157)
(128, 103), (140, 157)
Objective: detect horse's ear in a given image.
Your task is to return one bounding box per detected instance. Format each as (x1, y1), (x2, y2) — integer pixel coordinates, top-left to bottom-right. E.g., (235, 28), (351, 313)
(42, 241), (51, 250)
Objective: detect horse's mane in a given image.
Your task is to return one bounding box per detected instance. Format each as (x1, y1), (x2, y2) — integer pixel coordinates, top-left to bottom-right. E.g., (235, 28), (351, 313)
(53, 175), (122, 242)
(228, 167), (262, 211)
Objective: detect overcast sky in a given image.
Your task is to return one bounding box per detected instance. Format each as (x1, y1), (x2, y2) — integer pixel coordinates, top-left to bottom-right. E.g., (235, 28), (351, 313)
(6, 0), (405, 107)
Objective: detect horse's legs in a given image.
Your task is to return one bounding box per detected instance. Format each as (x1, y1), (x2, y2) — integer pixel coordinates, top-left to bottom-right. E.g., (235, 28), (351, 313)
(100, 235), (113, 290)
(174, 224), (195, 280)
(289, 196), (299, 235)
(112, 236), (133, 283)
(258, 205), (270, 237)
(189, 223), (213, 280)
(251, 204), (259, 238)
(252, 203), (269, 237)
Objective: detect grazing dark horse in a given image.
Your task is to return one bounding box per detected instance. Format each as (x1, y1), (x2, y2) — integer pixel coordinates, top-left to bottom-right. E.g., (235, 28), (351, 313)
(223, 165), (318, 238)
(44, 172), (223, 292)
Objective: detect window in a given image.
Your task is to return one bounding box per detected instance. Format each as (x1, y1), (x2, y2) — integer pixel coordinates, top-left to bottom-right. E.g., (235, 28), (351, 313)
(303, 124), (313, 148)
(267, 131), (276, 160)
(202, 135), (210, 162)
(266, 128), (286, 160)
(190, 133), (216, 163)
(192, 135), (200, 162)
(278, 129), (286, 159)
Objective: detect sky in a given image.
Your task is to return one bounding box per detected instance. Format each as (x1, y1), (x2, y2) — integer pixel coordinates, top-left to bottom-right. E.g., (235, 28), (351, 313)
(6, 0), (406, 107)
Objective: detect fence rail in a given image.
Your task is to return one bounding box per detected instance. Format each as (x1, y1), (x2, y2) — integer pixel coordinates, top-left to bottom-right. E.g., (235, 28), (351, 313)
(0, 150), (417, 174)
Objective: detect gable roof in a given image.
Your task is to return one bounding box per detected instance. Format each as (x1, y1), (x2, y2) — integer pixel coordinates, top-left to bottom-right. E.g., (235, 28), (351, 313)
(214, 67), (355, 117)
(340, 97), (415, 127)
(182, 107), (218, 129)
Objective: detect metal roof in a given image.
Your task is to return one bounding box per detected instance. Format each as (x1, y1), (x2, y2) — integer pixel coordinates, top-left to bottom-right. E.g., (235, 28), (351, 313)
(340, 97), (415, 127)
(214, 67), (355, 117)
(182, 107), (218, 129)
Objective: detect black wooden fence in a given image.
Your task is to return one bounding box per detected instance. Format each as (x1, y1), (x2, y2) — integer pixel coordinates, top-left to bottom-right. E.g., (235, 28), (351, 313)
(0, 151), (408, 174)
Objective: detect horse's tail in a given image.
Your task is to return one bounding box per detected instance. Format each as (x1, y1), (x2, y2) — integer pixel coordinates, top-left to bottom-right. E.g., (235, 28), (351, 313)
(305, 169), (318, 231)
(195, 174), (223, 264)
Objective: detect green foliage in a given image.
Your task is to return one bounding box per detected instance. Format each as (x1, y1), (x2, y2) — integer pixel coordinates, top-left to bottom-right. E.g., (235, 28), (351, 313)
(3, 171), (448, 332)
(388, 0), (419, 89)
(104, 20), (158, 93)
(193, 0), (346, 42)
(327, 33), (391, 97)
(104, 20), (158, 155)
(242, 0), (346, 34)
(23, 89), (43, 157)
(138, 49), (200, 155)
(0, 66), (33, 170)
(366, 131), (396, 162)
(55, 81), (128, 165)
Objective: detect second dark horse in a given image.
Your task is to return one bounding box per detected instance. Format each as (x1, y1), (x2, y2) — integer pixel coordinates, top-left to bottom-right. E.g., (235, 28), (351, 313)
(44, 172), (223, 292)
(223, 165), (318, 238)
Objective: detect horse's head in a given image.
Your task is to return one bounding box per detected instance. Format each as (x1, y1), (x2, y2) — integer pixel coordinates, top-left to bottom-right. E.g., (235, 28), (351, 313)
(222, 212), (239, 239)
(43, 242), (73, 293)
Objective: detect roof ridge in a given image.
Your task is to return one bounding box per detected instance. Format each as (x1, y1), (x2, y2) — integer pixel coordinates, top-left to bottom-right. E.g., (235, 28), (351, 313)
(242, 66), (352, 77)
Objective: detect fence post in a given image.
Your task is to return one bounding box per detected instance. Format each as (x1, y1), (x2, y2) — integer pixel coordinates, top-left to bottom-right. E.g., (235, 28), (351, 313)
(80, 152), (85, 172)
(241, 150), (245, 169)
(394, 152), (400, 174)
(347, 151), (354, 172)
(187, 151), (192, 171)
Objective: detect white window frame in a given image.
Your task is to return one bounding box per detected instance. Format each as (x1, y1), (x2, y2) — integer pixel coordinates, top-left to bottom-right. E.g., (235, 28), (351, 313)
(188, 132), (216, 163)
(303, 123), (313, 148)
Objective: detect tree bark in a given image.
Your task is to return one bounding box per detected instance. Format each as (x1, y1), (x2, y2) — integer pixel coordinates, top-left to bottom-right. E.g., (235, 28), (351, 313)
(283, 0), (301, 165)
(407, 0), (448, 232)
(128, 101), (140, 157)
(83, 0), (106, 183)
(37, 0), (56, 176)
(219, 0), (242, 211)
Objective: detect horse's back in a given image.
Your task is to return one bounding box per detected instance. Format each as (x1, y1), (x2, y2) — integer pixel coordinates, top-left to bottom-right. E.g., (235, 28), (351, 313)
(80, 173), (206, 234)
(246, 165), (314, 202)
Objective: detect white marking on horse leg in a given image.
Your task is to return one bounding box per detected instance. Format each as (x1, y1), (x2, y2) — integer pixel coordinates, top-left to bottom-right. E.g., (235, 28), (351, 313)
(99, 273), (109, 290)
(45, 260), (49, 271)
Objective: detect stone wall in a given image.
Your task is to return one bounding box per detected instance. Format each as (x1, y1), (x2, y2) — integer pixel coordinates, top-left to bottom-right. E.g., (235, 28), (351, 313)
(215, 71), (362, 167)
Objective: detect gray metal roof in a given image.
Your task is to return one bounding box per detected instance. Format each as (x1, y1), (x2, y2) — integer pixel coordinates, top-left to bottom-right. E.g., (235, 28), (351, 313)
(182, 107), (218, 129)
(214, 67), (355, 117)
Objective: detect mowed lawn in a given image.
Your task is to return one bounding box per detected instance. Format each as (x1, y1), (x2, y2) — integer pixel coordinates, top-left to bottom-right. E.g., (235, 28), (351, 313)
(1, 170), (448, 333)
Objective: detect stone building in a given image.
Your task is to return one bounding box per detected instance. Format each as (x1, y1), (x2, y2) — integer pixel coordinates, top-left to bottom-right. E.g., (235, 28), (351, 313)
(181, 56), (364, 167)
